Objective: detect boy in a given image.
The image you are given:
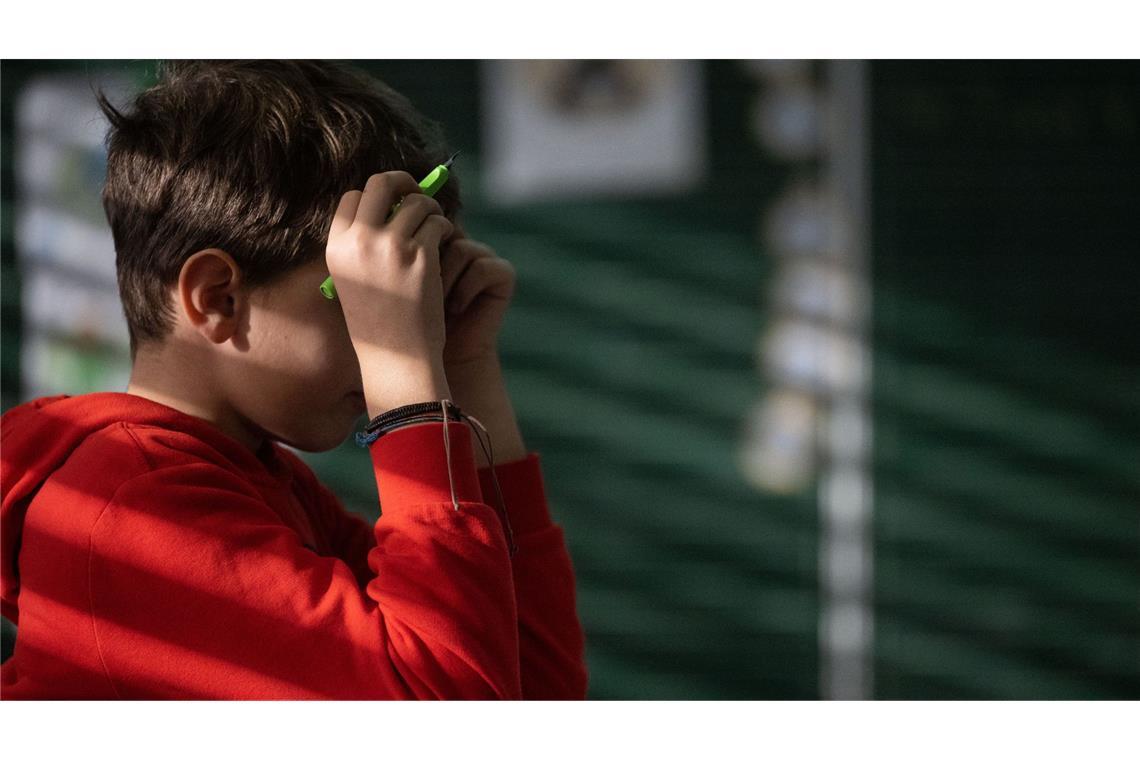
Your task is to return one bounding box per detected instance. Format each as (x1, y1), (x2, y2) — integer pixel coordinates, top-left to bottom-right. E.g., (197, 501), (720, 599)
(0, 60), (587, 699)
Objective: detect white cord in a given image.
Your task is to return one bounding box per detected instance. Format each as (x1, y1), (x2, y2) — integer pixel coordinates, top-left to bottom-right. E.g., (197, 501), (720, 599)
(441, 399), (460, 511)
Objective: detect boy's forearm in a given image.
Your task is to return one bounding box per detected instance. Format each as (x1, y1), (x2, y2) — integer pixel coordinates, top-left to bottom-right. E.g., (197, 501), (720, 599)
(444, 355), (528, 468)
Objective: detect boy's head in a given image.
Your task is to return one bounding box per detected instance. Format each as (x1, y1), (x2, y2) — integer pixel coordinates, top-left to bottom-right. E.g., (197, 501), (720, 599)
(97, 60), (462, 452)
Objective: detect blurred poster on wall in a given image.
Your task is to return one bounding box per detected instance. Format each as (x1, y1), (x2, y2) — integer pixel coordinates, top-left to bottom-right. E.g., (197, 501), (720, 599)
(481, 60), (706, 204)
(15, 72), (134, 401)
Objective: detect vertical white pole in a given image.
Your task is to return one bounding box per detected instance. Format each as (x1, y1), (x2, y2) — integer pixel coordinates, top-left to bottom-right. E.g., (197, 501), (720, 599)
(819, 59), (874, 700)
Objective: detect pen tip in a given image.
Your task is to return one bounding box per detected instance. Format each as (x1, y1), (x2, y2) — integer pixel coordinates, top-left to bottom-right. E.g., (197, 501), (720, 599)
(443, 150), (460, 168)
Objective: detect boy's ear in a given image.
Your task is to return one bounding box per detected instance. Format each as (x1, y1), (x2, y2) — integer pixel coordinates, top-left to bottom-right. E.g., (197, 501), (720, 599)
(177, 248), (245, 345)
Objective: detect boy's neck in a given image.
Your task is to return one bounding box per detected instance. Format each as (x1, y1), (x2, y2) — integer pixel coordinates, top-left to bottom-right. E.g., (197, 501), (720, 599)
(126, 344), (267, 455)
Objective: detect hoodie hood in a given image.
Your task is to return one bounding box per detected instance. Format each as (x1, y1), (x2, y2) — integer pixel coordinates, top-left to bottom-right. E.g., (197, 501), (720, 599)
(1, 392), (296, 624)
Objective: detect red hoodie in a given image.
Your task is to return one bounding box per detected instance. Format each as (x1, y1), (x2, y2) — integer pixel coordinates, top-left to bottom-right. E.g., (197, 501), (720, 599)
(0, 392), (587, 699)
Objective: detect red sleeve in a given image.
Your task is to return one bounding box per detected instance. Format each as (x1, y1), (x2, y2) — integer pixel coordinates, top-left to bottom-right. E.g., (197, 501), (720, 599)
(306, 447), (589, 699)
(88, 420), (522, 699)
(302, 474), (376, 590)
(324, 504), (374, 589)
(478, 452), (589, 699)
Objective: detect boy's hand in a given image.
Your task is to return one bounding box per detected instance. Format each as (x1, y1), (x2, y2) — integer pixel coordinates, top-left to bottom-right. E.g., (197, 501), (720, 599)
(438, 224), (528, 465)
(326, 171), (456, 415)
(440, 224), (517, 368)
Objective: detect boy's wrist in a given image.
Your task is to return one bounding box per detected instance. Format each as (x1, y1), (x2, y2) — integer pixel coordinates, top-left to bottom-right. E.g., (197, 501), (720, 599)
(362, 358), (451, 418)
(444, 354), (528, 467)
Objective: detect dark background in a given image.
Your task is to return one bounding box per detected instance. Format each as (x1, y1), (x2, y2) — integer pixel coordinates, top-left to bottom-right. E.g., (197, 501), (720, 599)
(1, 60), (1137, 698)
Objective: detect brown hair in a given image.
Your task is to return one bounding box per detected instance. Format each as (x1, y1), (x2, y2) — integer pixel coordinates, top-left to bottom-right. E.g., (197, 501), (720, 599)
(95, 59), (463, 359)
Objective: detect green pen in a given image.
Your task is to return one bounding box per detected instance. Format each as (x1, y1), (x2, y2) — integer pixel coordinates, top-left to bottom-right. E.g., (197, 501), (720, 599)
(320, 150), (460, 300)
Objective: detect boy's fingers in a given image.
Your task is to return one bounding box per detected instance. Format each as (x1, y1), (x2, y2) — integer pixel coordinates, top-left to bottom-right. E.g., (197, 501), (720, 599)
(411, 214), (454, 257)
(328, 190), (362, 241)
(355, 171), (421, 229)
(388, 193), (446, 241)
(448, 258), (515, 315)
(440, 240), (483, 299)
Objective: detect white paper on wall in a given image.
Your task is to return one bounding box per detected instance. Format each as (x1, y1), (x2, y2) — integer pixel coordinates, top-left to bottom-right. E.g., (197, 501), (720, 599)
(481, 60), (707, 204)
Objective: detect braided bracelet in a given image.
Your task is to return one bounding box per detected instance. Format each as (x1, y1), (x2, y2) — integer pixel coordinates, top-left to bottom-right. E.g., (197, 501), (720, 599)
(355, 399), (466, 446)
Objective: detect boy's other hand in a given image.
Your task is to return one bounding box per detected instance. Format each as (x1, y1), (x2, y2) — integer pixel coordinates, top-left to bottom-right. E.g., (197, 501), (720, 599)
(440, 224), (517, 369)
(326, 170), (456, 415)
(439, 223), (528, 466)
